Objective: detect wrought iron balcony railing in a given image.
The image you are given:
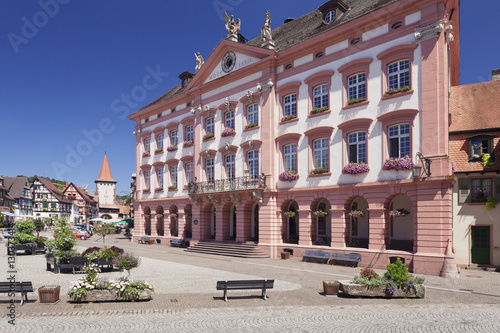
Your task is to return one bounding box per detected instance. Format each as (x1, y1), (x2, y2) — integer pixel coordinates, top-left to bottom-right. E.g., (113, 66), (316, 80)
(188, 175), (266, 194)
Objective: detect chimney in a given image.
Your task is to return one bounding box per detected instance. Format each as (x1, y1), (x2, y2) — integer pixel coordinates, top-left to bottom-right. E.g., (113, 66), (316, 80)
(492, 69), (500, 81)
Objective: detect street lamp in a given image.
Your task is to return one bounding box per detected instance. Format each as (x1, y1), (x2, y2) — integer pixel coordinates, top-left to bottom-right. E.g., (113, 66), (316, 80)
(412, 152), (431, 179)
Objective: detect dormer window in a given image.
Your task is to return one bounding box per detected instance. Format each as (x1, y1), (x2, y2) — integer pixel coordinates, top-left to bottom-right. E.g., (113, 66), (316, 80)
(468, 135), (495, 162)
(182, 79), (189, 88)
(325, 10), (336, 23)
(319, 0), (348, 25)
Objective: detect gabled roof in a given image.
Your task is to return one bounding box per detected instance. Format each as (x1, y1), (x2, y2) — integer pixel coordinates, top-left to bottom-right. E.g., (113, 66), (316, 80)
(37, 177), (72, 204)
(96, 154), (117, 183)
(3, 177), (28, 199)
(63, 182), (97, 204)
(449, 80), (500, 132)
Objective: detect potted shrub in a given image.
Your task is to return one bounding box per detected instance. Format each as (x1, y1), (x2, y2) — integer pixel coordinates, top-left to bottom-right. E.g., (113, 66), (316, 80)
(342, 162), (370, 175)
(382, 155), (414, 171)
(113, 252), (141, 280)
(279, 170), (299, 181)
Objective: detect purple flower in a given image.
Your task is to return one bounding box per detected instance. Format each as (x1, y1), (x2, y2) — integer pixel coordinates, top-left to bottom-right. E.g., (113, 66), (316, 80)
(221, 128), (236, 137)
(342, 162), (370, 175)
(382, 155), (414, 171)
(279, 170), (298, 181)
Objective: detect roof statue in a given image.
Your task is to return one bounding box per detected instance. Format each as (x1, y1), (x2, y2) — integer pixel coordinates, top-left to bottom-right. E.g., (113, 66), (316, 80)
(224, 12), (241, 42)
(260, 11), (275, 49)
(195, 52), (204, 72)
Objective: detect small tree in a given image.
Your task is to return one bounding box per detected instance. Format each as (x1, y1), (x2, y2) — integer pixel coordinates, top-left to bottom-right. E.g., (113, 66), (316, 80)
(12, 219), (36, 244)
(113, 252), (140, 280)
(46, 218), (76, 256)
(34, 218), (45, 233)
(94, 222), (116, 244)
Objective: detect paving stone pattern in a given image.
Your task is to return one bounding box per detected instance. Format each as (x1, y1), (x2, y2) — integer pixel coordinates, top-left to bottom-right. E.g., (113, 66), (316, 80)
(1, 233), (499, 332)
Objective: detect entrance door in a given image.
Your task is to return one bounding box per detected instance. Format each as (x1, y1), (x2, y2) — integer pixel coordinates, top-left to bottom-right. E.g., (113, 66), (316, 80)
(471, 226), (490, 265)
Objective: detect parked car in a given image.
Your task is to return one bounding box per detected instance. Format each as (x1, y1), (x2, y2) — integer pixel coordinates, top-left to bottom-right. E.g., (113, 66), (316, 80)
(72, 229), (89, 240)
(2, 228), (14, 240)
(74, 226), (92, 237)
(74, 224), (93, 235)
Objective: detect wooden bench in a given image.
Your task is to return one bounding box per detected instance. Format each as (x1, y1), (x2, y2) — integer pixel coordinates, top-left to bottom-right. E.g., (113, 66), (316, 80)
(302, 250), (331, 264)
(216, 279), (274, 302)
(169, 238), (185, 247)
(138, 236), (154, 244)
(330, 252), (362, 267)
(0, 281), (36, 305)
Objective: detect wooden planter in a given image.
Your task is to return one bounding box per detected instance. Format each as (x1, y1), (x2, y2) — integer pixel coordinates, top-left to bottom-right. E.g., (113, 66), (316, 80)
(323, 281), (340, 295)
(281, 252), (290, 259)
(8, 243), (35, 255)
(93, 258), (114, 271)
(69, 289), (153, 302)
(339, 280), (425, 298)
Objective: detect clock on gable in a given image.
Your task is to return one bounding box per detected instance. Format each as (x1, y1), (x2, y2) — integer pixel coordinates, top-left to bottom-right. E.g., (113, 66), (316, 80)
(221, 51), (236, 73)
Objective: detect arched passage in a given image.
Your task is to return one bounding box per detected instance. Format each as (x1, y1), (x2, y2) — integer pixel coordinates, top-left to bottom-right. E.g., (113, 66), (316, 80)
(184, 204), (192, 238)
(346, 196), (369, 248)
(386, 194), (414, 252)
(311, 198), (331, 246)
(251, 203), (259, 242)
(156, 206), (164, 236)
(169, 205), (178, 237)
(143, 207), (151, 236)
(281, 200), (299, 244)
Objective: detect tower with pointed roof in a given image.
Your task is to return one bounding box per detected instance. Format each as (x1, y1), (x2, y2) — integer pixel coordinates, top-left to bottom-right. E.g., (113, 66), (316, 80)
(95, 153), (117, 206)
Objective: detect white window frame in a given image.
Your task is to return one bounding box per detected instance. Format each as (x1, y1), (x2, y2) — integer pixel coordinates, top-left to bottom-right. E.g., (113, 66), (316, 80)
(185, 125), (193, 142)
(313, 84), (329, 109)
(170, 130), (178, 146)
(247, 104), (258, 126)
(284, 144), (297, 172)
(206, 158), (214, 182)
(248, 150), (259, 179)
(226, 155), (235, 179)
(171, 166), (178, 187)
(347, 73), (366, 100)
(284, 94), (297, 117)
(348, 132), (366, 163)
(157, 168), (163, 188)
(157, 134), (163, 149)
(388, 59), (410, 90)
(313, 138), (329, 170)
(388, 124), (410, 158)
(225, 111), (235, 129)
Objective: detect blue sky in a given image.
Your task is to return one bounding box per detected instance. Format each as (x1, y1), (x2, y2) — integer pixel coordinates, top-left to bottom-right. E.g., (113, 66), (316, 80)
(1, 0), (499, 195)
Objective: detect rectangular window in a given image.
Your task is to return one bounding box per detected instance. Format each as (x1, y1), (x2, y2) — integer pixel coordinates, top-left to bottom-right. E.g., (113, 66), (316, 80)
(171, 166), (178, 187)
(348, 73), (366, 100)
(284, 94), (297, 117)
(170, 130), (178, 146)
(248, 150), (259, 179)
(186, 163), (193, 184)
(388, 124), (410, 158)
(144, 170), (150, 190)
(43, 202), (48, 208)
(348, 132), (366, 163)
(469, 136), (494, 161)
(313, 138), (329, 170)
(206, 158), (214, 182)
(206, 117), (214, 134)
(471, 178), (492, 203)
(284, 144), (297, 172)
(51, 203), (56, 209)
(185, 125), (193, 142)
(226, 155), (235, 179)
(157, 134), (163, 149)
(313, 84), (329, 109)
(225, 111), (235, 129)
(157, 168), (163, 188)
(388, 59), (410, 89)
(144, 138), (150, 153)
(247, 104), (258, 126)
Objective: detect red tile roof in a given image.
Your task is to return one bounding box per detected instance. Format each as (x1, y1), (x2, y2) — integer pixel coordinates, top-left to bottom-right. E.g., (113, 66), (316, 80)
(449, 80), (500, 132)
(96, 154), (116, 182)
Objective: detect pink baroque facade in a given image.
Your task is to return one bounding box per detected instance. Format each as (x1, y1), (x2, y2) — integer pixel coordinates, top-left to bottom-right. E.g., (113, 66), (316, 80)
(128, 0), (460, 275)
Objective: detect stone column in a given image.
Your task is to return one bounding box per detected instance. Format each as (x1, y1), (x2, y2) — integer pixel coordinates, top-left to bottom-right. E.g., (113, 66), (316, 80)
(178, 213), (186, 238)
(235, 203), (249, 242)
(368, 208), (386, 251)
(215, 207), (225, 241)
(298, 208), (312, 246)
(330, 209), (346, 248)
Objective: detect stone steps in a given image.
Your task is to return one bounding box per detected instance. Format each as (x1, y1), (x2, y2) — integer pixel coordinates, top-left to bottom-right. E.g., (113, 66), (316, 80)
(185, 241), (269, 258)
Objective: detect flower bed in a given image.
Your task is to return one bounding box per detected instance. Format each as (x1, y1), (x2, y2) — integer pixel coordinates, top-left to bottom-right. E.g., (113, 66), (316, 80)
(340, 259), (425, 298)
(382, 155), (414, 171)
(166, 145), (178, 152)
(279, 170), (299, 181)
(221, 128), (236, 137)
(390, 208), (411, 217)
(342, 162), (369, 175)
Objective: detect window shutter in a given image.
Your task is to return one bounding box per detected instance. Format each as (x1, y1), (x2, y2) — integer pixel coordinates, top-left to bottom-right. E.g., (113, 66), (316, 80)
(458, 177), (470, 203)
(495, 176), (500, 201)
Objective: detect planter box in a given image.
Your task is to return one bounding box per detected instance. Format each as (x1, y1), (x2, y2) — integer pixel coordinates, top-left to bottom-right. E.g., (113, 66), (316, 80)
(8, 243), (35, 255)
(339, 280), (425, 298)
(323, 281), (340, 295)
(69, 289), (153, 302)
(38, 285), (60, 303)
(281, 252), (290, 260)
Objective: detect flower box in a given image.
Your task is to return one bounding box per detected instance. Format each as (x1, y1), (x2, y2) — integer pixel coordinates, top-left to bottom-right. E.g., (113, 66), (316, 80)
(142, 189), (150, 193)
(348, 210), (365, 218)
(382, 155), (414, 171)
(281, 115), (297, 122)
(283, 211), (296, 217)
(142, 152), (150, 158)
(385, 85), (410, 96)
(342, 162), (370, 175)
(168, 186), (177, 191)
(203, 133), (215, 140)
(339, 281), (425, 298)
(166, 145), (178, 152)
(390, 208), (410, 217)
(313, 210), (328, 217)
(279, 170), (299, 181)
(245, 123), (258, 129)
(155, 188), (163, 192)
(221, 128), (236, 137)
(310, 168), (329, 175)
(347, 97), (366, 105)
(170, 213), (178, 218)
(309, 107), (328, 115)
(69, 289), (153, 303)
(183, 140), (193, 148)
(154, 148), (163, 154)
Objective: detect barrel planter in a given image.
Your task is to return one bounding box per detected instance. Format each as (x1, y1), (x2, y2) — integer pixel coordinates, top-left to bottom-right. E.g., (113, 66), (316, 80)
(69, 289), (153, 302)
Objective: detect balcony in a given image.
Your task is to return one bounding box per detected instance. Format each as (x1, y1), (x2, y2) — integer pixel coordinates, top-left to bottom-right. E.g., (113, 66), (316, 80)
(188, 175), (266, 194)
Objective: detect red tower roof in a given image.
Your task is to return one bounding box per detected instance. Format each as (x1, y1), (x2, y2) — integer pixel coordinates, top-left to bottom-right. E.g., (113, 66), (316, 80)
(96, 154), (116, 183)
